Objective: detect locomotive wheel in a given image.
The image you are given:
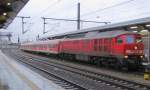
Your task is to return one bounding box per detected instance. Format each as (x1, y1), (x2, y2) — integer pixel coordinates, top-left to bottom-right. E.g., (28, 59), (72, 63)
(127, 63), (138, 71)
(96, 60), (102, 66)
(114, 59), (127, 70)
(114, 61), (122, 70)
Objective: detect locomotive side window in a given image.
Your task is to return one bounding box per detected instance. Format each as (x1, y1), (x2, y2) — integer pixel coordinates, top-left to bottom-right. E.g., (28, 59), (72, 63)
(126, 35), (134, 44)
(117, 37), (123, 44)
(94, 39), (98, 51)
(136, 37), (142, 43)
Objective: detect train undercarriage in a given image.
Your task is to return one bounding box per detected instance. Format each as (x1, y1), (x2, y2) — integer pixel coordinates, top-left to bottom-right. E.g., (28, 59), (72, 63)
(58, 53), (144, 71)
(22, 50), (144, 71)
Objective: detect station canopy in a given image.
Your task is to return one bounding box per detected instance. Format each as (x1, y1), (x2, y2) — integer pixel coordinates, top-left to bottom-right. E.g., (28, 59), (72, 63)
(40, 17), (150, 40)
(0, 0), (29, 29)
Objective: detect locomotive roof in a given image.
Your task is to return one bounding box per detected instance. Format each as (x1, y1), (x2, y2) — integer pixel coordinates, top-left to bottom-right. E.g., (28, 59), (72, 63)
(62, 30), (137, 41)
(84, 30), (132, 39)
(41, 16), (150, 40)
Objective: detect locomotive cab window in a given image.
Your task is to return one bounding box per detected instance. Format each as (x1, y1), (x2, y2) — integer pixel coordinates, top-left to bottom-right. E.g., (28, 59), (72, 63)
(136, 37), (142, 43)
(126, 35), (134, 44)
(116, 37), (123, 44)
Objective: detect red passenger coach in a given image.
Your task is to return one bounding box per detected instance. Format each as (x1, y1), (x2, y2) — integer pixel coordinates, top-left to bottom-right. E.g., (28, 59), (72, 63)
(21, 30), (145, 70)
(21, 39), (61, 54)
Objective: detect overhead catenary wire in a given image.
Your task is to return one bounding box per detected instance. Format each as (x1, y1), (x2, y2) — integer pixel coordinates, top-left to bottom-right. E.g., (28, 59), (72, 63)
(16, 0), (62, 35)
(70, 0), (136, 20)
(42, 17), (110, 23)
(24, 0), (61, 25)
(17, 0), (135, 32)
(30, 0), (77, 22)
(15, 0), (150, 37)
(110, 11), (150, 22)
(41, 17), (110, 34)
(24, 0), (77, 31)
(88, 0), (149, 21)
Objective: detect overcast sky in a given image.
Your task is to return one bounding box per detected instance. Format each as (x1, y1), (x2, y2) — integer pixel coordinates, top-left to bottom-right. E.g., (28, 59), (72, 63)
(6, 0), (150, 42)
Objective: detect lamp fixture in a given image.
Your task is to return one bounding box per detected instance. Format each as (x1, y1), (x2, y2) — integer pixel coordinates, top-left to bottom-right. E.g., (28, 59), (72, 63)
(146, 24), (150, 27)
(3, 13), (7, 16)
(130, 26), (138, 29)
(7, 2), (11, 6)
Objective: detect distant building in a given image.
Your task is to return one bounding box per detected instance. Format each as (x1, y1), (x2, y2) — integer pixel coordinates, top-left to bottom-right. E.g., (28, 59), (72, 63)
(0, 32), (12, 48)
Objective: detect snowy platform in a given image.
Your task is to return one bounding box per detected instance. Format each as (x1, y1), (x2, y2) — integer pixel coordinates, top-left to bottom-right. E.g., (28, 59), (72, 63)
(0, 50), (65, 90)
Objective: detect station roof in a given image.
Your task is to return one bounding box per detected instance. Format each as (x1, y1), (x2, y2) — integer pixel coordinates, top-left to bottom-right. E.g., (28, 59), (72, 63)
(0, 0), (29, 29)
(41, 17), (150, 40)
(0, 31), (11, 36)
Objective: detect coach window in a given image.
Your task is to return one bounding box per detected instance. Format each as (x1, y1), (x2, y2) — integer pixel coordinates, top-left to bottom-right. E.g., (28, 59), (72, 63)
(94, 39), (98, 50)
(116, 37), (123, 44)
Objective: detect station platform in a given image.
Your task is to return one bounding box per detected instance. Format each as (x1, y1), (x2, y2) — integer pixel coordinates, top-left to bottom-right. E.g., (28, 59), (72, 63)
(0, 50), (65, 90)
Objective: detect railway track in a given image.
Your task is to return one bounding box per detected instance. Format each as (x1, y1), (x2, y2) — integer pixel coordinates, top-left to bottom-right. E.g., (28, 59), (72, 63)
(5, 51), (87, 90)
(3, 49), (150, 90)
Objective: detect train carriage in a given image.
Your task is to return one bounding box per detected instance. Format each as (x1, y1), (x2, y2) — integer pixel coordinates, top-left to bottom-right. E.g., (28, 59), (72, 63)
(21, 30), (144, 70)
(21, 39), (61, 54)
(58, 31), (144, 69)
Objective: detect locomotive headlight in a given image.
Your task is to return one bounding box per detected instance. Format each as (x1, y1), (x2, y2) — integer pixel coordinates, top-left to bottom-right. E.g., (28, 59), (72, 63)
(140, 56), (143, 58)
(124, 56), (128, 59)
(134, 46), (137, 50)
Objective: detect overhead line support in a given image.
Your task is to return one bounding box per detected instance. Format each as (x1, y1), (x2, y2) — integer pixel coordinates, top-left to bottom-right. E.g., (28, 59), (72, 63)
(17, 16), (30, 34)
(42, 17), (110, 24)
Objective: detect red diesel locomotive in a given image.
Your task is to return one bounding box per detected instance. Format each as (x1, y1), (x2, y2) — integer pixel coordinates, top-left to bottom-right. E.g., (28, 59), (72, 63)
(21, 31), (144, 69)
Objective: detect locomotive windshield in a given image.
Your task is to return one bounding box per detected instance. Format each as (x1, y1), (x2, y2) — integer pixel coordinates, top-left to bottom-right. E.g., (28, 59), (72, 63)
(126, 35), (134, 44)
(125, 35), (142, 44)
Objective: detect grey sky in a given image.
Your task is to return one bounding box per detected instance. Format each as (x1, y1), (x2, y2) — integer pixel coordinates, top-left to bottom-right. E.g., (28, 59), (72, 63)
(6, 0), (150, 42)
